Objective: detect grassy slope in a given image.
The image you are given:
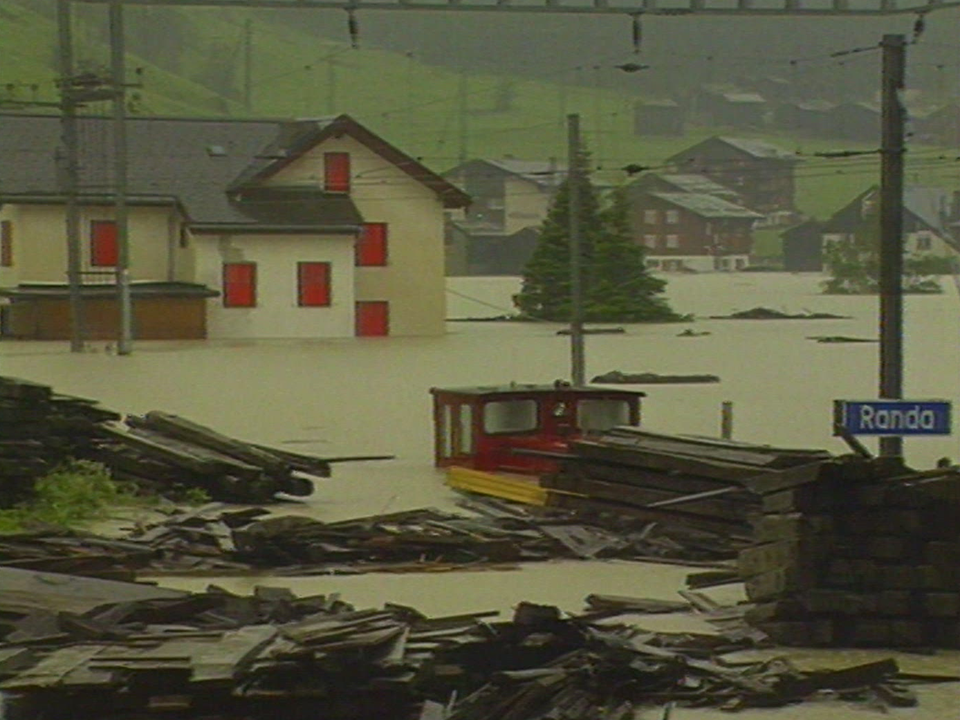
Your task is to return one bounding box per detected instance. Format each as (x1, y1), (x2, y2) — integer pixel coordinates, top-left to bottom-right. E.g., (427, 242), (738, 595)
(2, 1), (956, 223)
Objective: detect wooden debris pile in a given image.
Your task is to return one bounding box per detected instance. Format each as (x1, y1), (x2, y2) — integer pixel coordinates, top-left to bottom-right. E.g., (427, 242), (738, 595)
(542, 429), (834, 559)
(0, 375), (343, 505)
(739, 460), (960, 648)
(1, 568), (951, 719)
(0, 376), (121, 505)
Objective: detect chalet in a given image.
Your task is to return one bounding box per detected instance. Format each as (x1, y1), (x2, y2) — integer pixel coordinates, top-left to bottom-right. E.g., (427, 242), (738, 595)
(443, 158), (563, 276)
(780, 220), (825, 272)
(0, 113), (468, 340)
(627, 191), (762, 272)
(632, 99), (685, 137)
(696, 89), (768, 130)
(914, 104), (960, 147)
(823, 102), (881, 144)
(818, 185), (960, 268)
(665, 136), (798, 222)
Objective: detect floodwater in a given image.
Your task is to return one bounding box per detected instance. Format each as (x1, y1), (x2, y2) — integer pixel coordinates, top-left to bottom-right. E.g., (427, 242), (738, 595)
(2, 272), (959, 718)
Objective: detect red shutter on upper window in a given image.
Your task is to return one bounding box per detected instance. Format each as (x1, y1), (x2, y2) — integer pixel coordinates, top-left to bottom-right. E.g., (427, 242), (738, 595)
(355, 301), (389, 337)
(356, 223), (388, 266)
(298, 262), (331, 307)
(223, 262), (256, 307)
(91, 221), (118, 267)
(0, 220), (12, 267)
(324, 152), (350, 193)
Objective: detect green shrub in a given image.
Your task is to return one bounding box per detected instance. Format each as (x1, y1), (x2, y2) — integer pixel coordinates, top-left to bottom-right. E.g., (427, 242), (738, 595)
(0, 460), (137, 532)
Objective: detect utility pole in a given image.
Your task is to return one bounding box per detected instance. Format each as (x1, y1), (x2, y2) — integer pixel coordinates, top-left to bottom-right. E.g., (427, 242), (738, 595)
(568, 113), (585, 387)
(243, 18), (253, 112)
(457, 69), (468, 165)
(57, 0), (85, 353)
(111, 0), (133, 355)
(878, 33), (906, 458)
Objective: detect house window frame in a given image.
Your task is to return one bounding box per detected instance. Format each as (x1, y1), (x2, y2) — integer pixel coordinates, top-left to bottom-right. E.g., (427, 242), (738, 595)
(643, 234), (658, 249)
(665, 209), (680, 225)
(90, 220), (119, 267)
(665, 234), (680, 249)
(324, 152), (351, 193)
(222, 261), (257, 308)
(297, 261), (332, 307)
(356, 223), (388, 267)
(643, 209), (658, 225)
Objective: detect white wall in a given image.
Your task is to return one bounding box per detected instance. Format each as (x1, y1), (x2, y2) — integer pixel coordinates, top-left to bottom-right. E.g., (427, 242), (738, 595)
(195, 232), (356, 339)
(266, 134), (448, 336)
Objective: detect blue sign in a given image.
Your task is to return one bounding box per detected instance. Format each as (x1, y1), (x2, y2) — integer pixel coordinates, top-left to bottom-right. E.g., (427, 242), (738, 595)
(834, 400), (953, 436)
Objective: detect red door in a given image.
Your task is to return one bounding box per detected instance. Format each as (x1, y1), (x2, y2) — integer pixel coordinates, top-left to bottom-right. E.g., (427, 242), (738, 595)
(355, 301), (389, 337)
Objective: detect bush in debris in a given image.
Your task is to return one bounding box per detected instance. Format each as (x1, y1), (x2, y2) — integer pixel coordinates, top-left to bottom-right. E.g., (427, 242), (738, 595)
(0, 460), (138, 532)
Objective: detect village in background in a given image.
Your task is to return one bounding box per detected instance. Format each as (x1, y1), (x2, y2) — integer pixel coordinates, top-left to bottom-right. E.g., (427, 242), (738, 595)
(2, 1), (960, 341)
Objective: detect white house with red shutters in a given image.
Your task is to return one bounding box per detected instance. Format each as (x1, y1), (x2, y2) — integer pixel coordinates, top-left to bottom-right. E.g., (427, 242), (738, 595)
(0, 113), (469, 340)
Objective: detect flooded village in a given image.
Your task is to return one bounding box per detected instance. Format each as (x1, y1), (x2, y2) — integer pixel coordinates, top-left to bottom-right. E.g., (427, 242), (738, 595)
(3, 0), (960, 718)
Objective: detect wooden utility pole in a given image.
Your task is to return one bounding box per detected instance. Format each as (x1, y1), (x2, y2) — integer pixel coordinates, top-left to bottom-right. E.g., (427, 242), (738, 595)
(878, 33), (906, 458)
(568, 113), (585, 386)
(57, 0), (84, 353)
(111, 0), (133, 355)
(457, 69), (468, 165)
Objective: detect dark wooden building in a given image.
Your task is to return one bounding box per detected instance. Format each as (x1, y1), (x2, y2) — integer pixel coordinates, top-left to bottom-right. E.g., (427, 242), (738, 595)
(780, 220), (824, 272)
(632, 99), (685, 136)
(665, 136), (798, 219)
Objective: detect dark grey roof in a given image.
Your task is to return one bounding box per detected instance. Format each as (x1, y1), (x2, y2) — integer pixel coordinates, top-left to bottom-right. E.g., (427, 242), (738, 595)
(0, 113), (462, 228)
(651, 174), (739, 198)
(904, 187), (958, 239)
(650, 192), (762, 219)
(717, 137), (797, 161)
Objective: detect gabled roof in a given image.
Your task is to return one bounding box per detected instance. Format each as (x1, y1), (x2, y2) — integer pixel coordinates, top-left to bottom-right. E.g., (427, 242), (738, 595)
(443, 158), (566, 190)
(0, 112), (466, 232)
(649, 192), (762, 219)
(823, 185), (960, 246)
(633, 173), (739, 199)
(668, 136), (798, 164)
(232, 114), (470, 209)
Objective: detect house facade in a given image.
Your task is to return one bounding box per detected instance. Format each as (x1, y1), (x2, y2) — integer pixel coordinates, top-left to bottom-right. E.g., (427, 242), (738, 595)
(819, 185), (960, 268)
(665, 136), (798, 223)
(443, 158), (562, 276)
(0, 113), (468, 340)
(627, 191), (761, 272)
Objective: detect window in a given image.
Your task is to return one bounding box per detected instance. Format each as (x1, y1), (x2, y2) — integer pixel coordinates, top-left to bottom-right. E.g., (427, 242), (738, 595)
(483, 399), (538, 434)
(578, 399), (631, 433)
(356, 223), (388, 266)
(915, 234), (932, 251)
(222, 262), (256, 307)
(643, 210), (658, 224)
(643, 234), (658, 249)
(665, 234), (680, 249)
(355, 300), (389, 336)
(0, 220), (12, 267)
(298, 262), (331, 307)
(90, 220), (118, 266)
(324, 152), (350, 193)
(665, 209), (680, 224)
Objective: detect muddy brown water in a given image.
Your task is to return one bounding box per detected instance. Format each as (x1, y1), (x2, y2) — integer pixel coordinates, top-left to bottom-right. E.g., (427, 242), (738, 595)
(2, 272), (959, 717)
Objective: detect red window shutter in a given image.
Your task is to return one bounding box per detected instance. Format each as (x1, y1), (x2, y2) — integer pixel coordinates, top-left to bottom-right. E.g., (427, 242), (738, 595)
(298, 262), (331, 307)
(223, 262), (256, 307)
(355, 301), (389, 337)
(91, 221), (118, 266)
(0, 220), (12, 267)
(356, 223), (388, 266)
(324, 152), (350, 193)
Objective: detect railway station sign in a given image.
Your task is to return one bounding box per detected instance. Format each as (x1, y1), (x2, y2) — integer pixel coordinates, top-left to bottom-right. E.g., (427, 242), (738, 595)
(834, 400), (953, 436)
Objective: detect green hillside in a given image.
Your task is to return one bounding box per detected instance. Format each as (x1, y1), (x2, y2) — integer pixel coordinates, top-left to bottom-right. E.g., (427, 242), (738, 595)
(2, 0), (956, 222)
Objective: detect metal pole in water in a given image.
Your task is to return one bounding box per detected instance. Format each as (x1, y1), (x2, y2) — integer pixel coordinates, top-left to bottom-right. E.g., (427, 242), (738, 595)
(721, 401), (733, 440)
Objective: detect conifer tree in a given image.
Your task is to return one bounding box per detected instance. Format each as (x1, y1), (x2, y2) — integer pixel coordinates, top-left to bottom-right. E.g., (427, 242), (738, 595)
(514, 149), (682, 322)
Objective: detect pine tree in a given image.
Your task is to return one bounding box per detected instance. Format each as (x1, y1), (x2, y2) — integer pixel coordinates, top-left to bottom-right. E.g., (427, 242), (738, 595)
(514, 150), (683, 322)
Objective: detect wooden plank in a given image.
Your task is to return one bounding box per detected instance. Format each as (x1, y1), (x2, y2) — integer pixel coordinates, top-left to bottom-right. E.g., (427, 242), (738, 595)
(191, 625), (278, 683)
